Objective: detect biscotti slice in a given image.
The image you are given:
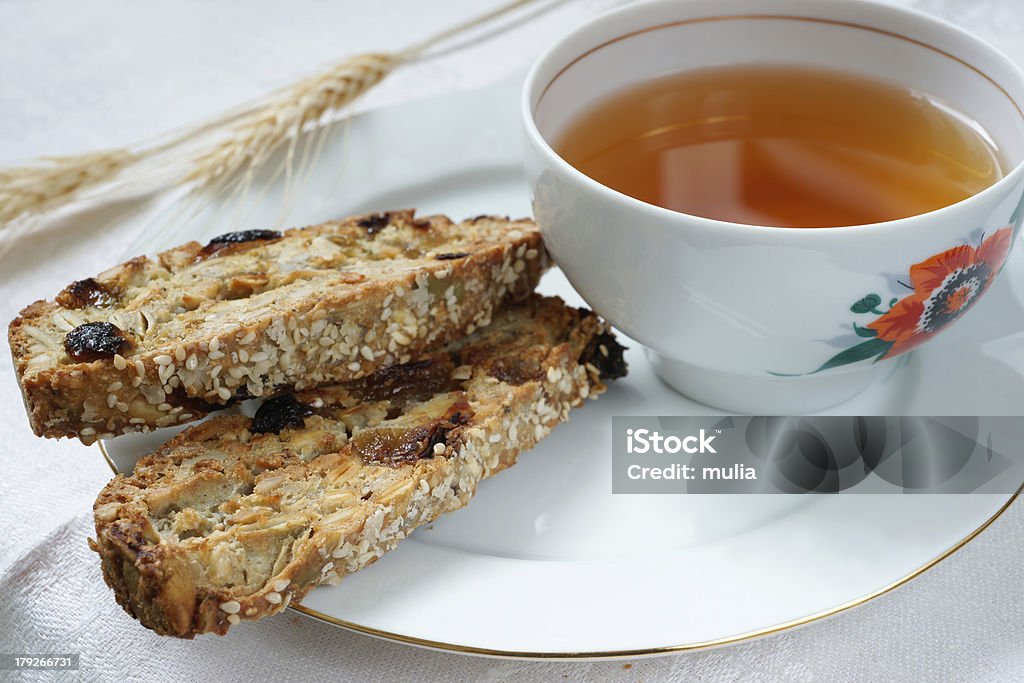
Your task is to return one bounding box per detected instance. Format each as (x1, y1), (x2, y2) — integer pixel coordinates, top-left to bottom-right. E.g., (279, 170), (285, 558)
(92, 296), (627, 637)
(10, 210), (547, 443)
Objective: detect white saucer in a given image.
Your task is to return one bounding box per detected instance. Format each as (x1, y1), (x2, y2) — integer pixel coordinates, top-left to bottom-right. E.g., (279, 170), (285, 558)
(102, 80), (1024, 658)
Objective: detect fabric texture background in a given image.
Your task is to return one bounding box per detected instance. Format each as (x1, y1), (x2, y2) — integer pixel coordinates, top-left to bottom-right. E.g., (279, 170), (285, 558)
(1, 1), (1022, 680)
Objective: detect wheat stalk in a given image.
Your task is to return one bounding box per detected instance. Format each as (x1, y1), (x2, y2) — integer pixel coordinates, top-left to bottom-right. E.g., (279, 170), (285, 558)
(0, 150), (140, 225)
(181, 52), (402, 192)
(0, 0), (548, 230)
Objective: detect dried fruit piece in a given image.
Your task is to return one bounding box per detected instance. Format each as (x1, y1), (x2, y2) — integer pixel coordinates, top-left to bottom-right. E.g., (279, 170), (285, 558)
(251, 394), (313, 434)
(351, 359), (460, 403)
(199, 230), (281, 258)
(581, 331), (628, 380)
(351, 400), (472, 466)
(55, 278), (119, 309)
(208, 229), (281, 246)
(64, 322), (131, 362)
(487, 353), (544, 385)
(356, 213), (391, 235)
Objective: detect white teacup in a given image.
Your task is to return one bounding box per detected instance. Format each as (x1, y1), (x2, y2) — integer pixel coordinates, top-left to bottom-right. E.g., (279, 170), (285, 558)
(523, 0), (1024, 413)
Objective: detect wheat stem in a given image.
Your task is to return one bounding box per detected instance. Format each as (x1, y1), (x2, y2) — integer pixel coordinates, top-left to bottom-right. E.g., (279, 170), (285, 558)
(0, 0), (549, 230)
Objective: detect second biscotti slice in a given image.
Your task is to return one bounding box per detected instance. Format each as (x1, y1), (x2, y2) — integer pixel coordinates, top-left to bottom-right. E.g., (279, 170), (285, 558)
(10, 210), (547, 443)
(92, 295), (627, 637)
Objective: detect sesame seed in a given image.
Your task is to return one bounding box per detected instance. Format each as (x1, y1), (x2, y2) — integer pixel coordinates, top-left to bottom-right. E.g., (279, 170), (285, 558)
(525, 248), (539, 260)
(208, 350), (225, 360)
(135, 360), (146, 377)
(272, 579), (290, 592)
(360, 345), (374, 361)
(245, 608), (257, 617)
(265, 592), (282, 605)
(106, 394), (117, 408)
(157, 403), (172, 412)
(107, 382), (123, 392)
(238, 349), (249, 363)
(240, 331), (257, 346)
(129, 418), (146, 425)
(219, 601), (241, 614)
(318, 337), (333, 347)
(383, 294), (394, 307)
(81, 427), (96, 436)
(211, 365), (222, 378)
(227, 614), (240, 626)
(251, 351), (269, 363)
(210, 338), (221, 353)
(174, 346), (186, 362)
(547, 367), (562, 383)
(347, 361), (361, 372)
(599, 344), (609, 357)
(433, 442), (446, 455)
(186, 354), (198, 371)
(116, 402), (129, 413)
(217, 387), (232, 401)
(310, 398), (324, 408)
(154, 354), (173, 366)
(178, 413), (193, 422)
(392, 331), (412, 346)
(112, 354), (127, 370)
(489, 434), (501, 443)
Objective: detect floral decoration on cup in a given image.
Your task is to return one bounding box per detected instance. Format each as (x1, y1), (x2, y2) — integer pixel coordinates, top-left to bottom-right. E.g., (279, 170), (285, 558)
(795, 224), (1017, 375)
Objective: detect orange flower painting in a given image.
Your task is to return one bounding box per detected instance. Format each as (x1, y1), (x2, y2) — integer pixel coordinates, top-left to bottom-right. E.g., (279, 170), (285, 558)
(868, 227), (1012, 357)
(791, 225), (1016, 375)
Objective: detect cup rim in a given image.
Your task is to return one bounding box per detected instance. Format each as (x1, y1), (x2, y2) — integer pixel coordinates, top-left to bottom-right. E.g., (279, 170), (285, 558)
(521, 0), (1024, 235)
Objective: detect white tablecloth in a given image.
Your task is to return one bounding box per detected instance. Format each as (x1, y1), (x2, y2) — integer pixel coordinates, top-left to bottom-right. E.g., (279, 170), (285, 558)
(1, 1), (1022, 680)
